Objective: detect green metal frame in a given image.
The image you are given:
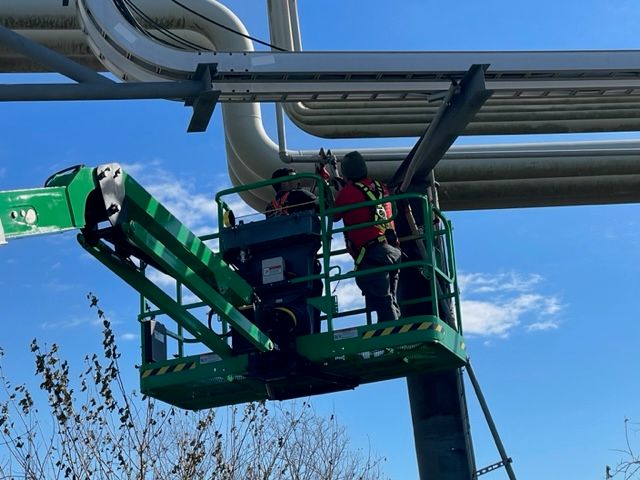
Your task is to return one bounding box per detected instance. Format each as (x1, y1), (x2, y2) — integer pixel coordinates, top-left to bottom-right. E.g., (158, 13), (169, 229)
(140, 173), (467, 409)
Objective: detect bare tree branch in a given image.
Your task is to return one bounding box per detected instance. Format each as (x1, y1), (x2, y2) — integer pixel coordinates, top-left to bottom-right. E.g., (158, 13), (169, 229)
(0, 294), (388, 480)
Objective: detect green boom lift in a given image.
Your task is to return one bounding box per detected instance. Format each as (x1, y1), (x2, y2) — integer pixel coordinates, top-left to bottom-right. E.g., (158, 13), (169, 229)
(0, 163), (466, 410)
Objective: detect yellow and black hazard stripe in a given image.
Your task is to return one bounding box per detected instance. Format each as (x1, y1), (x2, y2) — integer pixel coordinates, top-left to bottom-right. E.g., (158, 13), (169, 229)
(362, 321), (443, 340)
(141, 361), (196, 379)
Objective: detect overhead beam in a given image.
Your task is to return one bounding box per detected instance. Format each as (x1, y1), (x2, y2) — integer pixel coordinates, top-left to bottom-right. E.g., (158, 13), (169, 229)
(0, 25), (110, 84)
(185, 64), (220, 133)
(392, 65), (492, 190)
(0, 81), (205, 101)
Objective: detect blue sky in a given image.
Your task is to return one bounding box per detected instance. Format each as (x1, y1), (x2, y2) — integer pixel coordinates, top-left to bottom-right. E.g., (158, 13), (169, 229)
(1, 1), (640, 479)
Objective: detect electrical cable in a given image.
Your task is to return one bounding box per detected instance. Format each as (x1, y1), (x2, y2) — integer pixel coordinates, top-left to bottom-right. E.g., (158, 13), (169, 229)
(113, 0), (137, 26)
(119, 0), (199, 50)
(114, 0), (203, 51)
(123, 0), (212, 51)
(113, 0), (287, 54)
(168, 0), (289, 52)
(114, 0), (180, 48)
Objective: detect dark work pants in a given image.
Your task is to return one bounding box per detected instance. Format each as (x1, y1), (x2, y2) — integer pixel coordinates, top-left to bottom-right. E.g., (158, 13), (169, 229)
(355, 242), (402, 322)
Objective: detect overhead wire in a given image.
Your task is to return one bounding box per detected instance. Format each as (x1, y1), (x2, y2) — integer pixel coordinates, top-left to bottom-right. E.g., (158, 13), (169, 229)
(113, 0), (285, 52)
(122, 0), (212, 51)
(114, 0), (185, 49)
(168, 0), (289, 52)
(113, 0), (207, 50)
(113, 0), (139, 28)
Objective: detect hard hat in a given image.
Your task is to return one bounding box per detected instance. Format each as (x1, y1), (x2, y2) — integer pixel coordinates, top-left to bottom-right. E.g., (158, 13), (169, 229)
(271, 167), (297, 191)
(341, 151), (368, 181)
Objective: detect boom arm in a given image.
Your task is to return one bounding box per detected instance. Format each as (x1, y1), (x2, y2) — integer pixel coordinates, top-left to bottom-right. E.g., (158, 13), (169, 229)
(0, 164), (273, 355)
(0, 165), (94, 243)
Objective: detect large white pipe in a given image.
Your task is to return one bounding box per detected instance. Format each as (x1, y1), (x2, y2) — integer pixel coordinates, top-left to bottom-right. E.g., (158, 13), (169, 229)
(267, 0), (640, 138)
(3, 1), (640, 211)
(0, 0), (292, 209)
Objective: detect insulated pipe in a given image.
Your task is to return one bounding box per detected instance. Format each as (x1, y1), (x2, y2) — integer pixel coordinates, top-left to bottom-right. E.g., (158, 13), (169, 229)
(3, 1), (640, 211)
(267, 1), (640, 139)
(0, 1), (284, 195)
(6, 2), (640, 142)
(439, 174), (640, 210)
(283, 101), (640, 138)
(0, 30), (102, 72)
(291, 140), (640, 181)
(274, 95), (640, 137)
(0, 24), (109, 83)
(79, 0), (312, 209)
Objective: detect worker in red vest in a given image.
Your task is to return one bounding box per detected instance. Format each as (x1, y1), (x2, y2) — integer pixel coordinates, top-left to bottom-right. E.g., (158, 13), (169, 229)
(265, 167), (318, 217)
(333, 151), (401, 322)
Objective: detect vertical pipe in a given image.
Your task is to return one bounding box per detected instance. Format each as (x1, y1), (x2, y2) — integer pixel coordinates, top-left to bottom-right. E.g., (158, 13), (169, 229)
(287, 0), (303, 51)
(275, 102), (288, 161)
(396, 179), (476, 480)
(267, 0), (291, 162)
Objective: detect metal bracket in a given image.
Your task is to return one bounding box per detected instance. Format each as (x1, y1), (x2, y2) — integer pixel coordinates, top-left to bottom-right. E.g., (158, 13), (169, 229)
(475, 458), (513, 477)
(96, 163), (125, 226)
(392, 64), (493, 191)
(466, 361), (518, 479)
(185, 63), (220, 133)
(308, 295), (338, 315)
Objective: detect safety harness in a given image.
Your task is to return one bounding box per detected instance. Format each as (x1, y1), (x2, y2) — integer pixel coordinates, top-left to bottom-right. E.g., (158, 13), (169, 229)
(269, 191), (291, 216)
(351, 180), (393, 266)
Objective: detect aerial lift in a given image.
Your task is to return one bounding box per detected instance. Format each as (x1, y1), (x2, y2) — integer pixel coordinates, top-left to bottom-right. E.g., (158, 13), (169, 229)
(0, 161), (465, 410)
(0, 1), (522, 476)
(0, 128), (516, 479)
(0, 59), (517, 480)
(6, 0), (640, 474)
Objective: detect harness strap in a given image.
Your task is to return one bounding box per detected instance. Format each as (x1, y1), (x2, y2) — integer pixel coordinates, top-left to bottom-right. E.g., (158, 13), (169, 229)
(353, 180), (383, 202)
(349, 180), (393, 267)
(270, 191), (291, 216)
(353, 180), (391, 233)
(354, 235), (387, 267)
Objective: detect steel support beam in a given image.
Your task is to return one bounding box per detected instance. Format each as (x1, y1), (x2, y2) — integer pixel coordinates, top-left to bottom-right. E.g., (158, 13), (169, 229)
(395, 181), (477, 480)
(466, 362), (517, 480)
(392, 65), (492, 190)
(0, 81), (205, 101)
(390, 68), (490, 474)
(0, 25), (110, 84)
(406, 370), (476, 480)
(185, 64), (220, 133)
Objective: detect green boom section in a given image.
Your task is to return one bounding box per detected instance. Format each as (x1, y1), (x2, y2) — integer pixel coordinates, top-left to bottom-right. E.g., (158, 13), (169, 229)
(0, 166), (95, 241)
(106, 169), (271, 353)
(115, 172), (254, 307)
(0, 164), (272, 356)
(79, 234), (234, 356)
